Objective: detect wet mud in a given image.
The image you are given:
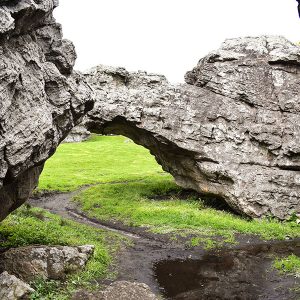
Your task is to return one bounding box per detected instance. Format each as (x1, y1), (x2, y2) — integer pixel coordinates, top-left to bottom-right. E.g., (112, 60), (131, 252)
(154, 240), (300, 300)
(29, 189), (300, 300)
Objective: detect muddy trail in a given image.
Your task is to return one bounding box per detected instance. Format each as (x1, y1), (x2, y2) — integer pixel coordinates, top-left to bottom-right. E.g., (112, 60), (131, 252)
(29, 186), (300, 300)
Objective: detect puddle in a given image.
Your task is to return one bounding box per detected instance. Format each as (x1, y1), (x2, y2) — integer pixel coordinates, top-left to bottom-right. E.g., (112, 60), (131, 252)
(153, 240), (300, 300)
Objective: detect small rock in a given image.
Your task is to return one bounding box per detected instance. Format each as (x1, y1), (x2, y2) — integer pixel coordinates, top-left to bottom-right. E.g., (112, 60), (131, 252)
(64, 124), (91, 143)
(0, 245), (95, 282)
(0, 271), (34, 300)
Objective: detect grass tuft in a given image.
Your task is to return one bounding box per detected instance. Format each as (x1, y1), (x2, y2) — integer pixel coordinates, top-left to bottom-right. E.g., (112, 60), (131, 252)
(273, 254), (300, 276)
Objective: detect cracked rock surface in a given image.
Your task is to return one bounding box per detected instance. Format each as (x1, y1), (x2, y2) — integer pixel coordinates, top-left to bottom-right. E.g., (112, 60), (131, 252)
(0, 0), (94, 221)
(0, 271), (34, 300)
(0, 245), (95, 282)
(85, 36), (300, 220)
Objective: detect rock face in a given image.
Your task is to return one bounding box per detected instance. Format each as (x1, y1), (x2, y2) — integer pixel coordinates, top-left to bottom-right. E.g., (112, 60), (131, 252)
(0, 245), (94, 282)
(85, 36), (300, 220)
(0, 0), (94, 221)
(0, 3), (299, 224)
(0, 271), (34, 300)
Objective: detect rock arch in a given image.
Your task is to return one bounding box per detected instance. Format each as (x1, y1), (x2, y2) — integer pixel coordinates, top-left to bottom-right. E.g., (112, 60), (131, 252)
(84, 37), (300, 220)
(0, 0), (300, 221)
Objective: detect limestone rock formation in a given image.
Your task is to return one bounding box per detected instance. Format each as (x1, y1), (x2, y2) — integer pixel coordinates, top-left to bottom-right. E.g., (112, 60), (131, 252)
(0, 245), (94, 282)
(85, 36), (300, 220)
(0, 0), (94, 221)
(0, 0), (299, 223)
(0, 271), (34, 300)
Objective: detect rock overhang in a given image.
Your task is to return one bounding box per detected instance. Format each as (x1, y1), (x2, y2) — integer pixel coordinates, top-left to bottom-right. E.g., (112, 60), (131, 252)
(83, 36), (300, 220)
(0, 0), (299, 221)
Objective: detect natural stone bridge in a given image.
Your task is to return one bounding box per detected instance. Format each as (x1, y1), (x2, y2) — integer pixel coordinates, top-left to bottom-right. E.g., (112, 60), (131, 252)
(83, 38), (300, 220)
(0, 0), (300, 221)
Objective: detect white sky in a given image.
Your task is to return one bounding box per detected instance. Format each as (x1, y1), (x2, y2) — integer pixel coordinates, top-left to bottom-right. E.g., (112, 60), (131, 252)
(54, 0), (300, 83)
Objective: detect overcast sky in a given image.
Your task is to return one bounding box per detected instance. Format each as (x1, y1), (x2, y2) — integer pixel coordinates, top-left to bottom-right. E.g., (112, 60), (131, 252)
(54, 0), (300, 83)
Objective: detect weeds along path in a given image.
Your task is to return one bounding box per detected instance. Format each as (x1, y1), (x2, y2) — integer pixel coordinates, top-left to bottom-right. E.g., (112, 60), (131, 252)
(29, 181), (146, 240)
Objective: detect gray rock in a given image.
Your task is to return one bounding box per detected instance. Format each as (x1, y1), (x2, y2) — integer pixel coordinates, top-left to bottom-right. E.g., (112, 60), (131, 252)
(64, 124), (91, 143)
(0, 0), (94, 221)
(0, 271), (34, 300)
(0, 2), (299, 224)
(0, 245), (94, 282)
(84, 36), (300, 220)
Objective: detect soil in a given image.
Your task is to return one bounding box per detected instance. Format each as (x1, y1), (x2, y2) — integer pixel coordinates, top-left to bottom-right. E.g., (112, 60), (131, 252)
(28, 187), (300, 300)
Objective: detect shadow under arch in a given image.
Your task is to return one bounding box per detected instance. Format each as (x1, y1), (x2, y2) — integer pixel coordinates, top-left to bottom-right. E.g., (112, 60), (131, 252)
(85, 116), (239, 215)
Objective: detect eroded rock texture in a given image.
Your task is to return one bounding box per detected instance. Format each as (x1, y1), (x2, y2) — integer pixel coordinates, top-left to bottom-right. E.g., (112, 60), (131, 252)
(0, 245), (95, 282)
(0, 0), (93, 221)
(0, 271), (34, 300)
(85, 36), (300, 220)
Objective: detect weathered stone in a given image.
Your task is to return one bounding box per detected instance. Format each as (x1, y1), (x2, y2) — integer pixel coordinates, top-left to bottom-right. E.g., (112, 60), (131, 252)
(84, 36), (300, 219)
(0, 1), (299, 223)
(64, 124), (91, 143)
(0, 245), (94, 282)
(0, 271), (34, 300)
(0, 0), (94, 221)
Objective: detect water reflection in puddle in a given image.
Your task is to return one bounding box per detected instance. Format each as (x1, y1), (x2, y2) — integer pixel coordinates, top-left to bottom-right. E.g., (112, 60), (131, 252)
(154, 241), (300, 300)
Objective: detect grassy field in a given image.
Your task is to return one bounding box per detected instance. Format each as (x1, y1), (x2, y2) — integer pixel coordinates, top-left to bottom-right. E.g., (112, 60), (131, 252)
(38, 135), (168, 192)
(40, 135), (299, 246)
(73, 177), (300, 246)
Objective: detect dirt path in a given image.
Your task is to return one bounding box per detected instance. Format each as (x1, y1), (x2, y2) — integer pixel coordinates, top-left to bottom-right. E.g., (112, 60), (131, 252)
(29, 188), (300, 300)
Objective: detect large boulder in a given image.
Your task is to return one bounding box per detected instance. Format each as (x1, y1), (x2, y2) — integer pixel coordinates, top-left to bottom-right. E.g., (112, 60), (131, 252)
(0, 0), (94, 221)
(84, 36), (300, 220)
(0, 245), (94, 282)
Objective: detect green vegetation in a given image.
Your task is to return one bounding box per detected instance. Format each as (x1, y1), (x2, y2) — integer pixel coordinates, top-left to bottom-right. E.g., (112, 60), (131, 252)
(2, 135), (299, 298)
(0, 205), (128, 299)
(38, 135), (167, 192)
(39, 135), (299, 248)
(73, 178), (300, 247)
(273, 254), (300, 276)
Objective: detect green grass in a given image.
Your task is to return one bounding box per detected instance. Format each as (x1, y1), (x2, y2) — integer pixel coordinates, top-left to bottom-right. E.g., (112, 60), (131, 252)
(0, 205), (128, 299)
(38, 135), (168, 192)
(73, 177), (300, 246)
(3, 135), (297, 298)
(38, 135), (300, 249)
(273, 254), (300, 276)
